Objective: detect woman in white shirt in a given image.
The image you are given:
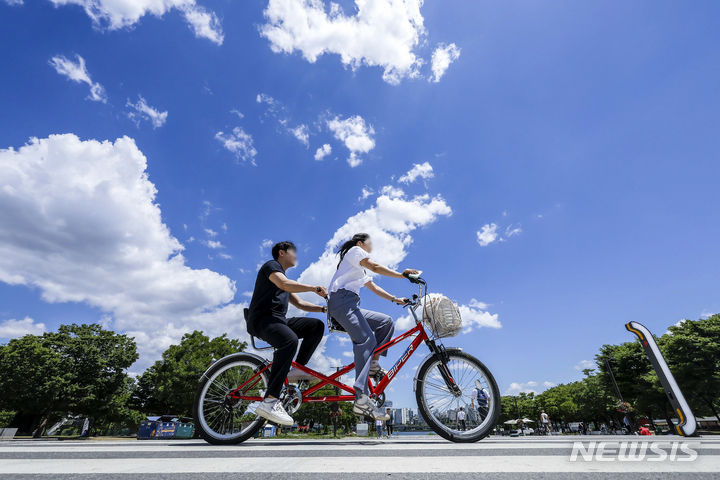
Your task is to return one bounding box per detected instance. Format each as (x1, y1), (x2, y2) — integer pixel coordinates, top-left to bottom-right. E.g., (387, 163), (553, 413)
(327, 233), (419, 420)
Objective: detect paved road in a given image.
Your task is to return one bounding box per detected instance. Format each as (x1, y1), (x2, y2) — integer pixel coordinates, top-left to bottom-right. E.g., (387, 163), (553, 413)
(1, 435), (718, 479)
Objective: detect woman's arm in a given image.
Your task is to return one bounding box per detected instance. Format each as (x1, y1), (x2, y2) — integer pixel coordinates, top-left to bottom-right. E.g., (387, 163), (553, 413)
(289, 293), (326, 313)
(365, 280), (407, 305)
(359, 258), (418, 279)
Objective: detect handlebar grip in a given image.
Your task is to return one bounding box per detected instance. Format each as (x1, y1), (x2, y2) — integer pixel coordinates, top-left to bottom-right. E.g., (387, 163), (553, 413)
(403, 271), (423, 284)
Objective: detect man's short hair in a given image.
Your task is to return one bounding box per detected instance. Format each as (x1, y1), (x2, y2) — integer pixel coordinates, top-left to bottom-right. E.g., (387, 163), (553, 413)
(272, 241), (296, 260)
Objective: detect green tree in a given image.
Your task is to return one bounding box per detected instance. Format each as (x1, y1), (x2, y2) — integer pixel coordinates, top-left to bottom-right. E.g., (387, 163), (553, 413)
(133, 331), (246, 416)
(662, 315), (720, 421)
(0, 324), (137, 437)
(293, 385), (356, 435)
(48, 324), (138, 434)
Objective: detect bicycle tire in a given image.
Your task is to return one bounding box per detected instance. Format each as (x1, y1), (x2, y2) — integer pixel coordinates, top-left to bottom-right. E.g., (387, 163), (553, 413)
(415, 349), (500, 443)
(193, 353), (267, 445)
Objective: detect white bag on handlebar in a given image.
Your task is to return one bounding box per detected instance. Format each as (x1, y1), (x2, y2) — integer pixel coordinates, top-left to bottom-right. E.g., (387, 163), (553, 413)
(422, 295), (462, 338)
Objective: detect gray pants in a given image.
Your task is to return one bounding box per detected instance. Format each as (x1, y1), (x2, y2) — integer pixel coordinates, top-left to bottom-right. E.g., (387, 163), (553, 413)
(328, 289), (395, 397)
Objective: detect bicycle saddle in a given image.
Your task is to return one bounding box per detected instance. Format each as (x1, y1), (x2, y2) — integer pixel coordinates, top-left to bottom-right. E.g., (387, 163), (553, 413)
(328, 315), (347, 333)
(243, 308), (274, 351)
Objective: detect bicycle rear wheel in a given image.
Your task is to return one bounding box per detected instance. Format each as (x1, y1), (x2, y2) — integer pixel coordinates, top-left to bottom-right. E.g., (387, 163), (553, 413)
(193, 353), (268, 445)
(415, 349), (500, 442)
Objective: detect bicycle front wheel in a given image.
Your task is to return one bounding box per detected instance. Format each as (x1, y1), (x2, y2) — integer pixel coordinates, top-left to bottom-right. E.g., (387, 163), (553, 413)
(415, 349), (500, 442)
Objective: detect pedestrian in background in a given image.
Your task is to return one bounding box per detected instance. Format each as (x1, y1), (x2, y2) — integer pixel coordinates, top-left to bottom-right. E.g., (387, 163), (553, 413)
(457, 407), (467, 431)
(540, 410), (550, 435)
(376, 418), (384, 438)
(385, 409), (394, 437)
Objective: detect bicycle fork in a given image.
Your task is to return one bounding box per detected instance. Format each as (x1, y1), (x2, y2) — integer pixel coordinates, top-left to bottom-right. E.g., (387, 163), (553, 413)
(425, 339), (462, 397)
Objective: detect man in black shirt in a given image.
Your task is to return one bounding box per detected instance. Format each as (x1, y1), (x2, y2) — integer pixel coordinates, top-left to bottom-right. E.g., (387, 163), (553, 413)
(248, 241), (327, 426)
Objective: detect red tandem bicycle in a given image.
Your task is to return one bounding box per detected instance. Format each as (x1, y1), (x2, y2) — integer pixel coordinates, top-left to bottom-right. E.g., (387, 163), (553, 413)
(193, 273), (500, 443)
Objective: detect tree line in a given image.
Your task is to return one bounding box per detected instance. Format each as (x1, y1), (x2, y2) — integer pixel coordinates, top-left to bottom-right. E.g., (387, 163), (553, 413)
(499, 314), (719, 431)
(0, 315), (717, 436)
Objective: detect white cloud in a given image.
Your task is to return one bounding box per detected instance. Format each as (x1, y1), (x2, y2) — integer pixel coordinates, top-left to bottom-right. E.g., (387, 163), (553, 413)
(476, 223), (499, 247)
(334, 335), (351, 345)
(504, 380), (556, 396)
(182, 4), (224, 45)
(0, 134), (249, 366)
(459, 298), (501, 332)
(327, 115), (375, 167)
(379, 185), (404, 199)
(430, 42), (460, 82)
(204, 228), (217, 237)
(398, 161), (433, 184)
(290, 124), (310, 147)
(296, 188), (452, 294)
(358, 186), (374, 201)
(49, 54), (107, 103)
(574, 359), (595, 371)
(505, 224), (522, 238)
(314, 143), (332, 161)
(0, 317), (46, 338)
(256, 93), (313, 148)
(256, 92), (279, 107)
(48, 0), (223, 44)
(476, 222), (522, 247)
(215, 127), (257, 165)
(204, 240), (224, 249)
(126, 95), (168, 128)
(260, 0), (426, 85)
(4, 0), (23, 6)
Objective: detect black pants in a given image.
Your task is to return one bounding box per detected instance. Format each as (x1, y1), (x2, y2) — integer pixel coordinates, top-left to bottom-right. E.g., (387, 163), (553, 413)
(387, 424), (393, 435)
(251, 315), (324, 398)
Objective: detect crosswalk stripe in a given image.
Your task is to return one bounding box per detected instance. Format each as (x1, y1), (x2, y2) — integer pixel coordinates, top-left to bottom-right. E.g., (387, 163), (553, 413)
(0, 454), (717, 474)
(3, 437), (716, 453)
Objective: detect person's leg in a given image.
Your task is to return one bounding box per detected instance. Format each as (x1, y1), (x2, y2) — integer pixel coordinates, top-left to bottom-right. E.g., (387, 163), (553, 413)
(253, 318), (299, 399)
(286, 316), (324, 366)
(328, 291), (376, 397)
(360, 309), (394, 360)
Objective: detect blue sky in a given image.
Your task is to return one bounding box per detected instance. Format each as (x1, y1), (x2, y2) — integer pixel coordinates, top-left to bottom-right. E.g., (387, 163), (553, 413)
(1, 0), (719, 408)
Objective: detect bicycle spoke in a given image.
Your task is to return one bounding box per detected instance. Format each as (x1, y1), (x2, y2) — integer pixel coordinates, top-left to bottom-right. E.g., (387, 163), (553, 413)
(198, 360), (268, 440)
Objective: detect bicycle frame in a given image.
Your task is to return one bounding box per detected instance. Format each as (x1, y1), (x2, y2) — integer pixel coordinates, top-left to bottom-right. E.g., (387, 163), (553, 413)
(226, 279), (455, 404)
(227, 322), (428, 403)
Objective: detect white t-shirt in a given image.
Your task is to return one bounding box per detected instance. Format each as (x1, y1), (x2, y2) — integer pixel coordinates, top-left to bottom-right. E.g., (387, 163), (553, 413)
(457, 410), (466, 421)
(329, 246), (371, 295)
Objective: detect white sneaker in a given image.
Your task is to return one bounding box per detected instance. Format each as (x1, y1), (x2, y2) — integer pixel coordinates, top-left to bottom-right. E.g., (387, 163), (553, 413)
(353, 395), (390, 421)
(286, 367), (317, 383)
(255, 399), (294, 426)
(369, 361), (386, 379)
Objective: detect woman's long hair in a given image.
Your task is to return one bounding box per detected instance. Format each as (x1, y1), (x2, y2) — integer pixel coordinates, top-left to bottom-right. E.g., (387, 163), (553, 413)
(336, 233), (370, 269)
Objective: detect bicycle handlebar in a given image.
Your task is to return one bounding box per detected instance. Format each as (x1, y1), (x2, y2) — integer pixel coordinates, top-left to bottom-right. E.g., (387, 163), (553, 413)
(403, 270), (425, 285)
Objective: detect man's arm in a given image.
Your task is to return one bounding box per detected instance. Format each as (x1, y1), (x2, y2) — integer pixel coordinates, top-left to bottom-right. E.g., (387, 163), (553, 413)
(289, 293), (326, 313)
(269, 272), (327, 297)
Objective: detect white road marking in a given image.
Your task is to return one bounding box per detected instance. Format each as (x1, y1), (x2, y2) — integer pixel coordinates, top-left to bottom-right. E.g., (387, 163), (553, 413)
(0, 455), (717, 474)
